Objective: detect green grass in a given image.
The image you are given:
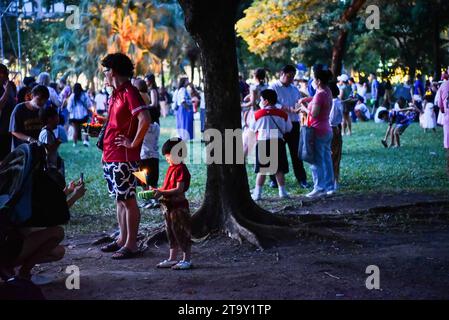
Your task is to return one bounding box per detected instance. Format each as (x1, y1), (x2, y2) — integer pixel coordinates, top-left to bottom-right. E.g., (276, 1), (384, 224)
(60, 116), (449, 234)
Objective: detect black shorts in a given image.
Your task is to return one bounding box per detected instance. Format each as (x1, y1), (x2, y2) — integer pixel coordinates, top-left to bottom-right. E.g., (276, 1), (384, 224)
(343, 101), (355, 115)
(69, 116), (89, 125)
(139, 158), (159, 188)
(103, 161), (139, 201)
(255, 139), (289, 175)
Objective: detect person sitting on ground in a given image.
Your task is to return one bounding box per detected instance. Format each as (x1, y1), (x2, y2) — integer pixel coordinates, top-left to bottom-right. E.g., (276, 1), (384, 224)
(153, 138), (193, 270)
(374, 101), (389, 124)
(0, 179), (85, 282)
(354, 96), (371, 122)
(250, 89), (292, 201)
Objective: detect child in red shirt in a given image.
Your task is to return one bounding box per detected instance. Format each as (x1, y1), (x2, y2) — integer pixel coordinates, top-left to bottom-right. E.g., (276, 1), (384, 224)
(153, 138), (192, 270)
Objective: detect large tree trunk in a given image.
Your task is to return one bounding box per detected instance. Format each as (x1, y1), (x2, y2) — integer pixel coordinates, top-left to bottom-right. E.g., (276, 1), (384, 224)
(331, 0), (366, 79)
(177, 0), (301, 248)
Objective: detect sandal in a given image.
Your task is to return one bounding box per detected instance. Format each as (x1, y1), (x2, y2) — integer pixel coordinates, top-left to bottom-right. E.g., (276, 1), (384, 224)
(100, 241), (122, 253)
(156, 260), (178, 268)
(171, 260), (192, 270)
(111, 247), (141, 260)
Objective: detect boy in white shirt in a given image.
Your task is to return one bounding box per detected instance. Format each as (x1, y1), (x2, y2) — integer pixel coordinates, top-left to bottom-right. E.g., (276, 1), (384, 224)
(354, 96), (370, 121)
(249, 89), (292, 200)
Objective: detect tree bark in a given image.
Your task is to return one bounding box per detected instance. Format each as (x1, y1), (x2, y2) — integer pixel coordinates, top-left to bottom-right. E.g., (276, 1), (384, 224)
(177, 0), (301, 248)
(331, 0), (366, 79)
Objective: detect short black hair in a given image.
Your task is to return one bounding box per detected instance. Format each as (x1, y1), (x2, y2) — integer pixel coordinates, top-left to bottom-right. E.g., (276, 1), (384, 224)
(260, 89), (277, 105)
(254, 68), (266, 80)
(281, 64), (296, 74)
(357, 95), (365, 103)
(23, 76), (36, 87)
(161, 137), (186, 159)
(0, 63), (8, 75)
(31, 85), (50, 100)
(315, 69), (333, 86)
(101, 53), (134, 78)
(378, 110), (389, 120)
(39, 106), (59, 124)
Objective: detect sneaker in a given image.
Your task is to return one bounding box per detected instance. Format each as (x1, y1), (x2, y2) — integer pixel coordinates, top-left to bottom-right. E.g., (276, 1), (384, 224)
(251, 193), (261, 201)
(156, 259), (178, 268)
(300, 181), (311, 189)
(381, 139), (388, 148)
(269, 181), (278, 188)
(83, 141), (90, 147)
(279, 190), (289, 199)
(326, 190), (336, 196)
(172, 260), (192, 270)
(72, 143), (76, 147)
(306, 189), (325, 198)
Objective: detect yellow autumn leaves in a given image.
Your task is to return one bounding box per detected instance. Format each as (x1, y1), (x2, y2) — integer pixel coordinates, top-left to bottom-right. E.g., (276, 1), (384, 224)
(236, 0), (318, 55)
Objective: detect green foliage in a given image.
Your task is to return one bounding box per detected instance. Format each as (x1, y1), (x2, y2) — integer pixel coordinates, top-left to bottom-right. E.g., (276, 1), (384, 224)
(61, 116), (449, 235)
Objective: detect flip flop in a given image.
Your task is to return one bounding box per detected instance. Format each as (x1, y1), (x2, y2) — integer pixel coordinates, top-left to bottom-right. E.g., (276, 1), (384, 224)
(111, 247), (141, 260)
(100, 241), (122, 253)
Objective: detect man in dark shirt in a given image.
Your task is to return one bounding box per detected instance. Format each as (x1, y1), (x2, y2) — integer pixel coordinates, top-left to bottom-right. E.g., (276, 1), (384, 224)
(9, 85), (49, 150)
(0, 64), (17, 161)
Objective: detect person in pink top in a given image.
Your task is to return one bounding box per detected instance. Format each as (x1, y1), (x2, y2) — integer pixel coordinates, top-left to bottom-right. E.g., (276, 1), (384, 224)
(298, 66), (334, 197)
(437, 76), (449, 175)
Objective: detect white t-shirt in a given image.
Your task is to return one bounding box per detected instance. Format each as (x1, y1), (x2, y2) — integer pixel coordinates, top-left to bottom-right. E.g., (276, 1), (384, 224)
(355, 103), (370, 119)
(269, 80), (301, 122)
(67, 92), (92, 120)
(94, 93), (108, 111)
(249, 106), (292, 141)
(200, 91), (206, 110)
(140, 122), (160, 160)
(48, 87), (62, 108)
(374, 106), (387, 123)
(329, 98), (343, 127)
(39, 127), (59, 169)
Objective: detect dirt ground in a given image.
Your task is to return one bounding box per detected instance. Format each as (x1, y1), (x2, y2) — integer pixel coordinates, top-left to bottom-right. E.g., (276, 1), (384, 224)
(18, 192), (449, 299)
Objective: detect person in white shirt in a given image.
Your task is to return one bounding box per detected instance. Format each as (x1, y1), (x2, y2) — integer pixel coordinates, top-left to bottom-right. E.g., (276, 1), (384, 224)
(269, 64), (309, 189)
(249, 89), (292, 201)
(94, 89), (108, 116)
(374, 102), (388, 123)
(139, 107), (161, 209)
(67, 83), (92, 147)
(354, 97), (371, 121)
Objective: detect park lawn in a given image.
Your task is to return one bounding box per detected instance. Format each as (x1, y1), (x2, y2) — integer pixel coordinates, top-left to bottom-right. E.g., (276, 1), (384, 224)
(60, 115), (449, 235)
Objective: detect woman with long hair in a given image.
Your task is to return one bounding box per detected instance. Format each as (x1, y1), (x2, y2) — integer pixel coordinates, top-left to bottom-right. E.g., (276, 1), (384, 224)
(145, 73), (161, 124)
(174, 77), (194, 141)
(67, 83), (92, 147)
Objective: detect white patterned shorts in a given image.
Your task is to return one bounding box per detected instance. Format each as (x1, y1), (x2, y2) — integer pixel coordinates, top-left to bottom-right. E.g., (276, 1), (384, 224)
(103, 161), (139, 201)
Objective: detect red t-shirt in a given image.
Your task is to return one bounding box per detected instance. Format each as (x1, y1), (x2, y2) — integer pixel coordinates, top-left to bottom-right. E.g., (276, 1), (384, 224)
(102, 81), (147, 162)
(161, 163), (191, 192)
